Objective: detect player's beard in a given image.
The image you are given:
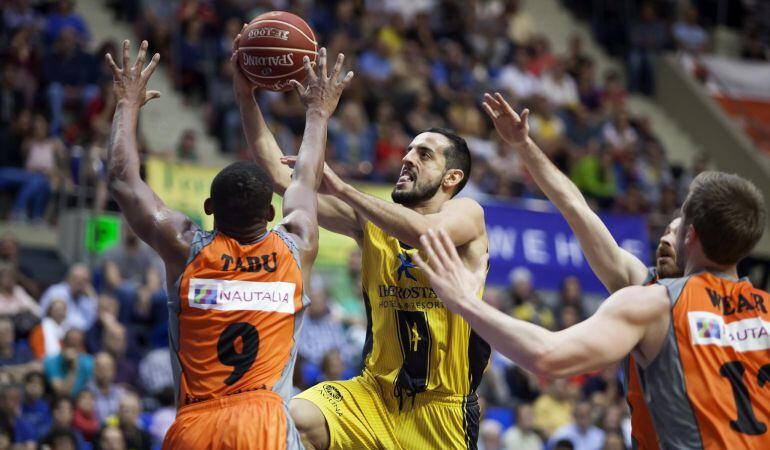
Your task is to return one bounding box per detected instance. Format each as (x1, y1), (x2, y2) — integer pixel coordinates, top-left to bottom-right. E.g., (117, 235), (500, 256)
(391, 176), (443, 207)
(655, 246), (683, 279)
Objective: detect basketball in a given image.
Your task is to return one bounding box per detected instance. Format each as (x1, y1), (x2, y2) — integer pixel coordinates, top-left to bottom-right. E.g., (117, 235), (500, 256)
(238, 11), (317, 92)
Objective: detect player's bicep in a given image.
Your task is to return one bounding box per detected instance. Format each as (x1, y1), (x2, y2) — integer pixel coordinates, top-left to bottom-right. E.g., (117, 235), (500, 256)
(317, 193), (364, 244)
(543, 287), (654, 376)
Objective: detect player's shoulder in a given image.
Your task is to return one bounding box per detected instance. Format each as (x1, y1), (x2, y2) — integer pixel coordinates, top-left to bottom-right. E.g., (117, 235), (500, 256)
(442, 197), (484, 217)
(609, 284), (671, 324)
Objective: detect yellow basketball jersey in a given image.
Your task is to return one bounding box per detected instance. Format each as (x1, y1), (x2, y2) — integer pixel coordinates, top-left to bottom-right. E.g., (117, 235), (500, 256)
(360, 221), (490, 404)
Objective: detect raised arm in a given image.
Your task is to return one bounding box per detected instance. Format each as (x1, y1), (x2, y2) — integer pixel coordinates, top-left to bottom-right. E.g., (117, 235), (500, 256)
(231, 29), (363, 243)
(414, 229), (670, 378)
(483, 93), (648, 292)
(278, 160), (485, 249)
(106, 40), (195, 277)
(272, 47), (353, 268)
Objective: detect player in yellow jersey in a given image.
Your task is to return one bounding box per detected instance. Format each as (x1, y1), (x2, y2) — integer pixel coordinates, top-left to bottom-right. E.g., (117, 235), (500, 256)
(235, 40), (490, 449)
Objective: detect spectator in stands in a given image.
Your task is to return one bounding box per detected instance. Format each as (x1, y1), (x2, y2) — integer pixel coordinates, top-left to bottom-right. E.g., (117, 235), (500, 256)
(147, 388), (175, 448)
(358, 38), (394, 84)
(87, 352), (125, 423)
(0, 262), (39, 317)
(541, 59), (579, 109)
(298, 283), (349, 367)
(0, 64), (24, 136)
(0, 317), (39, 383)
(508, 267), (555, 330)
(44, 0), (90, 44)
(43, 329), (94, 397)
(100, 226), (165, 326)
(3, 0), (37, 33)
(176, 129), (198, 162)
(498, 47), (542, 101)
(94, 424), (125, 450)
(0, 234), (39, 300)
(479, 419), (503, 450)
(627, 3), (668, 94)
(329, 101), (375, 179)
(85, 294), (120, 353)
(673, 6), (708, 53)
(502, 403), (543, 450)
(40, 264), (98, 331)
(533, 378), (575, 438)
(20, 371), (51, 441)
(601, 110), (637, 152)
(43, 27), (99, 135)
(0, 384), (35, 449)
(570, 142), (616, 208)
(319, 349), (346, 382)
(40, 426), (79, 450)
(102, 323), (138, 387)
(43, 396), (88, 450)
(72, 389), (100, 442)
(3, 114), (67, 222)
(175, 17), (207, 101)
(111, 391), (151, 450)
(549, 401), (606, 450)
(38, 299), (70, 358)
(138, 346), (173, 397)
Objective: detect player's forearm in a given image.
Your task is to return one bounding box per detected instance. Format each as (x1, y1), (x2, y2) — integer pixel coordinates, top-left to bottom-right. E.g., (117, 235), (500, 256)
(455, 297), (560, 377)
(291, 112), (328, 190)
(107, 102), (142, 188)
(517, 137), (587, 214)
(338, 184), (429, 247)
(239, 96), (292, 194)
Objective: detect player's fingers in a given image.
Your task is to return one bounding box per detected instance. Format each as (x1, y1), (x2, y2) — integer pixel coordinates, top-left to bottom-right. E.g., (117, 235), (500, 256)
(427, 229), (452, 272)
(520, 108), (530, 125)
(122, 40), (130, 73)
(495, 92), (519, 120)
(280, 156), (297, 168)
(143, 90), (161, 105)
(339, 70), (354, 88)
(134, 40), (148, 72)
(481, 102), (498, 120)
(289, 79), (304, 97)
(483, 93), (502, 110)
(233, 32), (242, 51)
(412, 252), (437, 281)
(141, 53), (160, 80)
(331, 52), (344, 80)
(303, 56), (317, 81)
(419, 233), (444, 273)
(438, 229), (462, 267)
(105, 53), (121, 79)
(318, 47), (327, 79)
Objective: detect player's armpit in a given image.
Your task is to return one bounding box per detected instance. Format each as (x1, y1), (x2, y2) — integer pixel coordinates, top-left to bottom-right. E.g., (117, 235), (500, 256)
(535, 285), (670, 378)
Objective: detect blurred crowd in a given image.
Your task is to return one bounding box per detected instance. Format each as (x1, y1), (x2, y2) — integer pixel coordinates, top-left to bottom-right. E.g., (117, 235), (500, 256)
(0, 1), (767, 450)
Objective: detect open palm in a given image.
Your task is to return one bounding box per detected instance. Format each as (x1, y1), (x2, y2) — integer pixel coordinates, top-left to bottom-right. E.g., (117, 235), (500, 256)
(105, 40), (161, 107)
(482, 92), (530, 146)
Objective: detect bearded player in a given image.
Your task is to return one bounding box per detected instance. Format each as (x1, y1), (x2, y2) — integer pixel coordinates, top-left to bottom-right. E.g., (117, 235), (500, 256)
(417, 169), (768, 450)
(482, 92), (682, 449)
(235, 41), (489, 450)
(106, 38), (352, 449)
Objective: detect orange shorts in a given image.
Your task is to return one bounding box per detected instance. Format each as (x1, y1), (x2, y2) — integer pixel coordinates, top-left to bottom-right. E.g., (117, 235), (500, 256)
(162, 390), (302, 450)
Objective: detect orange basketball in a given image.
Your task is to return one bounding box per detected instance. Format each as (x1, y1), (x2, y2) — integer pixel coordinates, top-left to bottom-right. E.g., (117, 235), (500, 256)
(238, 11), (317, 92)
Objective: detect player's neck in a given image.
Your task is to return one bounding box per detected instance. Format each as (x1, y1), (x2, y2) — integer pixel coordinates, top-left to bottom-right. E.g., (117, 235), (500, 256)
(217, 222), (269, 244)
(407, 197), (444, 215)
(684, 255), (738, 279)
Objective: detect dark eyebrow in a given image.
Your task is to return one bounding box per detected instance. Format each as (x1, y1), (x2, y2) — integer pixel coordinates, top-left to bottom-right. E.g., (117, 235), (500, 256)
(408, 145), (435, 155)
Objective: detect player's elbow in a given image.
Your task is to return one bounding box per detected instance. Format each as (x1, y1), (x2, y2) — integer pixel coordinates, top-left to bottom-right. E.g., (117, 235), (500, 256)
(531, 346), (578, 379)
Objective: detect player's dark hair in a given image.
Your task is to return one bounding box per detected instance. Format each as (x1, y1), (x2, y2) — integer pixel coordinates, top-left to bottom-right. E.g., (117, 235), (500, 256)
(210, 161), (274, 227)
(421, 127), (471, 196)
(682, 171), (766, 265)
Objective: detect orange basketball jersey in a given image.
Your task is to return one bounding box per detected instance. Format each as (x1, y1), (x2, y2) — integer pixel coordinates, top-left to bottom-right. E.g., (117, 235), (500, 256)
(168, 229), (308, 408)
(623, 268), (661, 450)
(642, 271), (770, 449)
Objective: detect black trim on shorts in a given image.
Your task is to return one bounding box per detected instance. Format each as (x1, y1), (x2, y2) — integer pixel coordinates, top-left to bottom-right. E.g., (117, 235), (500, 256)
(463, 393), (480, 450)
(467, 330), (491, 392)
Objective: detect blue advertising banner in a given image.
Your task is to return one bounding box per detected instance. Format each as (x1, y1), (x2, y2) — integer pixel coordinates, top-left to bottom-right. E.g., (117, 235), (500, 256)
(483, 200), (650, 293)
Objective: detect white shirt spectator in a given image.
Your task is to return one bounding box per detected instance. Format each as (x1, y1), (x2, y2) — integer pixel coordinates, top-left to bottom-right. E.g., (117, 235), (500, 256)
(41, 315), (70, 357)
(541, 73), (579, 108)
(601, 122), (638, 150)
(497, 65), (542, 100)
(502, 426), (543, 450)
(548, 423), (606, 450)
(39, 283), (97, 331)
(140, 347), (174, 395)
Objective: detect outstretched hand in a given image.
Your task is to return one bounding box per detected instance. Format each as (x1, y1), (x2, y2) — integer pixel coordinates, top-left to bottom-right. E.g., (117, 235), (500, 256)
(105, 40), (161, 108)
(482, 92), (530, 146)
(291, 47), (354, 118)
(279, 155), (345, 195)
(412, 229), (488, 314)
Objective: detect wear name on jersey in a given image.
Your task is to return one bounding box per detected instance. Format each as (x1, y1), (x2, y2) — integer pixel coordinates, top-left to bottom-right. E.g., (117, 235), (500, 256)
(689, 311), (770, 352)
(188, 278), (295, 313)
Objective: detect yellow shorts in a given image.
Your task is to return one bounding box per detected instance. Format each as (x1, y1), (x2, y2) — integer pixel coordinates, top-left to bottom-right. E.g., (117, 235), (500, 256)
(293, 372), (480, 449)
